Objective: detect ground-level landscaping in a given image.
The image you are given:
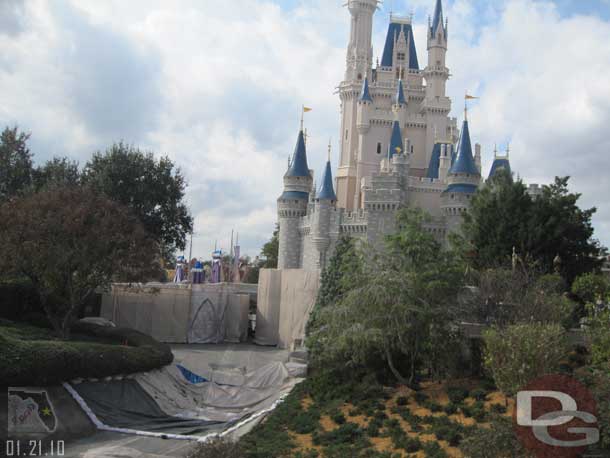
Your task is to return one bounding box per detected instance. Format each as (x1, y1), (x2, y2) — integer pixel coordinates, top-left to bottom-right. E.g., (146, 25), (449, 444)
(1, 320), (173, 385)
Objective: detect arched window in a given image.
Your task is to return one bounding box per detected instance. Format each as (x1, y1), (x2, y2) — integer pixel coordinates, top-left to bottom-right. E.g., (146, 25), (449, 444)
(377, 142), (382, 155)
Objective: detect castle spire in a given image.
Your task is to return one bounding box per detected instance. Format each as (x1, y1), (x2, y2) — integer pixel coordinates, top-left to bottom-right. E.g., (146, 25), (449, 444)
(317, 146), (337, 201)
(395, 79), (407, 106)
(286, 129), (310, 177)
(449, 118), (478, 175)
(390, 120), (404, 157)
(431, 0), (445, 36)
(359, 77), (373, 102)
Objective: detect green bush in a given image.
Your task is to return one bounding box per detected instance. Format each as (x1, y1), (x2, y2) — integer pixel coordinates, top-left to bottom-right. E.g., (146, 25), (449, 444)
(0, 322), (173, 385)
(460, 416), (532, 458)
(443, 403), (458, 415)
(422, 399), (443, 412)
(422, 441), (448, 458)
(414, 392), (429, 404)
(291, 408), (321, 434)
(489, 403), (507, 414)
(187, 438), (243, 458)
(447, 386), (469, 404)
(396, 396), (408, 406)
(331, 411), (346, 425)
(470, 388), (488, 401)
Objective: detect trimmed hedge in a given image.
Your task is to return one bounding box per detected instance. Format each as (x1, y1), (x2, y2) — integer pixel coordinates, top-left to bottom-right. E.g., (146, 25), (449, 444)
(1, 321), (173, 385)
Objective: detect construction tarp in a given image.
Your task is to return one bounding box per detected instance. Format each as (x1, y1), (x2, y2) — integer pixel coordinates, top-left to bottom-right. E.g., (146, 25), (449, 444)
(61, 344), (304, 440)
(72, 380), (223, 435)
(100, 283), (255, 344)
(255, 269), (320, 349)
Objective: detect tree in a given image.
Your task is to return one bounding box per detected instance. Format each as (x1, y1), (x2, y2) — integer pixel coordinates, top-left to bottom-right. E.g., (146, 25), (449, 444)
(260, 225), (279, 268)
(83, 142), (193, 257)
(307, 209), (466, 386)
(0, 126), (33, 200)
(466, 267), (574, 327)
(315, 236), (357, 309)
(483, 323), (568, 397)
(528, 177), (604, 283)
(572, 273), (610, 365)
(243, 226), (280, 284)
(461, 172), (604, 284)
(0, 187), (160, 338)
(33, 156), (80, 191)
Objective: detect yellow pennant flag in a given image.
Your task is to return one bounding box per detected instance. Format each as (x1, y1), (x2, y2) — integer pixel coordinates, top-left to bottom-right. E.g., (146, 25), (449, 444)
(303, 106), (313, 112)
(465, 94), (479, 100)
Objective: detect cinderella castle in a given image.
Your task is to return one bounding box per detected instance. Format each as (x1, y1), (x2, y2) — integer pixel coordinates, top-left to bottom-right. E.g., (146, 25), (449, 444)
(276, 0), (524, 271)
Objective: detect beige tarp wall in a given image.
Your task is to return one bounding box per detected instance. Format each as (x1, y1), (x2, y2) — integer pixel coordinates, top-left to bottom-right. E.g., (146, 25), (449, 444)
(100, 283), (256, 344)
(255, 269), (320, 349)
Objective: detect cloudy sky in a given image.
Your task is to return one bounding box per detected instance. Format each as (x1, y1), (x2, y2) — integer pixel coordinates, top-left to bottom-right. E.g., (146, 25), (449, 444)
(1, 0), (610, 258)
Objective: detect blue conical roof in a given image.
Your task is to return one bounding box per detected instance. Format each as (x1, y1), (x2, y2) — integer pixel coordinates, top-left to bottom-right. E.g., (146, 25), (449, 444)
(359, 77), (373, 102)
(317, 160), (336, 201)
(396, 79), (407, 105)
(286, 130), (310, 177)
(488, 157), (512, 180)
(449, 119), (478, 175)
(381, 22), (419, 70)
(431, 0), (445, 36)
(390, 121), (404, 157)
(426, 143), (442, 179)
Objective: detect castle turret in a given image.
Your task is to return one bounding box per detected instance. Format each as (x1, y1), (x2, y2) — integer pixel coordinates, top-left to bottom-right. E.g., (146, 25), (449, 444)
(426, 141), (454, 180)
(345, 0), (378, 82)
(393, 79), (408, 126)
(312, 148), (337, 270)
(357, 77), (373, 132)
(441, 114), (481, 235)
(423, 0), (451, 169)
(389, 120), (404, 158)
(277, 129), (313, 269)
(488, 146), (512, 181)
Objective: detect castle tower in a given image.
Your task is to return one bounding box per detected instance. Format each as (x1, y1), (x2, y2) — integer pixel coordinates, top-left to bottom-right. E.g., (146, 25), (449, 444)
(277, 129), (313, 269)
(336, 1), (379, 211)
(441, 113), (481, 235)
(312, 149), (337, 270)
(345, 0), (378, 82)
(423, 0), (452, 167)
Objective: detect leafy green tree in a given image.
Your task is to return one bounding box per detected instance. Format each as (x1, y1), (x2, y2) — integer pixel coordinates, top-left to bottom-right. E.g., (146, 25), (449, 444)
(483, 323), (568, 396)
(572, 273), (610, 365)
(33, 156), (80, 191)
(467, 268), (574, 326)
(0, 126), (33, 200)
(83, 142), (193, 257)
(260, 225), (279, 268)
(308, 209), (465, 386)
(461, 172), (604, 284)
(528, 177), (604, 283)
(0, 187), (160, 338)
(316, 236), (357, 309)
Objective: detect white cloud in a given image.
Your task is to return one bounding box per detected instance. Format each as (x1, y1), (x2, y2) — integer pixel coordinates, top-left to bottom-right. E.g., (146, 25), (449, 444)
(1, 0), (609, 257)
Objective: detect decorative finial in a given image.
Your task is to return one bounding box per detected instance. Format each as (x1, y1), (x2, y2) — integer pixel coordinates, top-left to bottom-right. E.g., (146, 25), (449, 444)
(506, 142), (510, 158)
(494, 144), (498, 158)
(327, 138), (332, 161)
(434, 125), (438, 141)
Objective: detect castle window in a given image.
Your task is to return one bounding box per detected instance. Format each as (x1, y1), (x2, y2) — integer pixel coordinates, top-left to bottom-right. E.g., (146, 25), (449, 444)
(345, 129), (348, 140)
(357, 73), (362, 80)
(377, 142), (382, 155)
(397, 52), (406, 61)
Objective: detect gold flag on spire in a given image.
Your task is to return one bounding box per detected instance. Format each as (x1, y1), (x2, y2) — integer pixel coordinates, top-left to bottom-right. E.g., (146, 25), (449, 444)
(303, 106), (313, 112)
(465, 94), (479, 100)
